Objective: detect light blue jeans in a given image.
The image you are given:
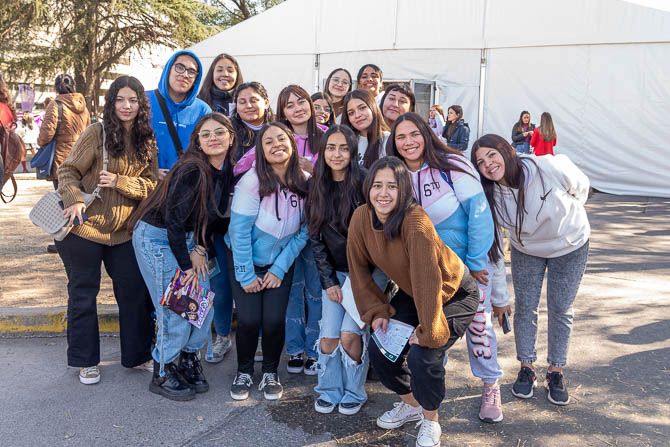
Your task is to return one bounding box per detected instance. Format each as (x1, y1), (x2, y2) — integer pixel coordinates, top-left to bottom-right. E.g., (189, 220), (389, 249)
(285, 244), (322, 358)
(515, 142), (531, 154)
(314, 270), (387, 405)
(132, 221), (214, 375)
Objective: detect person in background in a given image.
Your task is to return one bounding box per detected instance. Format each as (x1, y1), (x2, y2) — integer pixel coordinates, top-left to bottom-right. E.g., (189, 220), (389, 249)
(38, 74), (91, 254)
(311, 92), (335, 127)
(341, 89), (390, 168)
(226, 122), (309, 401)
(198, 53), (243, 117)
(323, 68), (353, 123)
(356, 64), (384, 102)
(388, 112), (506, 424)
(56, 75), (157, 386)
(131, 112), (235, 401)
(530, 112), (557, 156)
(472, 134), (590, 407)
(230, 81), (273, 163)
(347, 156), (480, 447)
(0, 72), (15, 127)
(147, 50), (211, 176)
(442, 105), (469, 152)
(428, 105), (446, 138)
(380, 84), (415, 128)
(16, 112), (40, 172)
(511, 111), (535, 154)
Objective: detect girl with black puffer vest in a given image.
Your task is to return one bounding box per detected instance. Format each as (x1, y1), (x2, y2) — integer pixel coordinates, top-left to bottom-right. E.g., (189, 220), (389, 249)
(442, 105), (470, 152)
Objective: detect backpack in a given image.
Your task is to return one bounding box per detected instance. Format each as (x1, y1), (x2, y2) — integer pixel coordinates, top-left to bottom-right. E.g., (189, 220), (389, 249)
(0, 119), (26, 203)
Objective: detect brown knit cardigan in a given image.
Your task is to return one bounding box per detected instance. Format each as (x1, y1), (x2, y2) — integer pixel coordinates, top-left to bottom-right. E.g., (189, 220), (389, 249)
(57, 123), (158, 245)
(346, 204), (465, 348)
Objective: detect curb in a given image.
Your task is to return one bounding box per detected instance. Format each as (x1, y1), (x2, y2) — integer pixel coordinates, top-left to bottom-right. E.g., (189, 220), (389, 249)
(0, 305), (119, 335)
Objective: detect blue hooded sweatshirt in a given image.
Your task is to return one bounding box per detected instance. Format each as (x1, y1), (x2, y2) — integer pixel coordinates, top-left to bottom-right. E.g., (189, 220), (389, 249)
(147, 50), (211, 169)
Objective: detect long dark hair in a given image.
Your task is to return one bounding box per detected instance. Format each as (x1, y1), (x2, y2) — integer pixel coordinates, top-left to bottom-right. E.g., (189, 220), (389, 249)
(341, 89), (389, 168)
(102, 76), (155, 163)
(255, 122), (308, 198)
(364, 156), (416, 240)
(306, 124), (364, 236)
(471, 134), (544, 263)
(512, 110), (531, 134)
(198, 53), (244, 105)
(324, 68), (352, 100)
(310, 92), (335, 127)
(388, 112), (470, 176)
(539, 112), (557, 141)
(276, 85), (324, 157)
(231, 81), (274, 161)
(128, 114), (232, 245)
(446, 104), (464, 139)
(0, 72), (16, 121)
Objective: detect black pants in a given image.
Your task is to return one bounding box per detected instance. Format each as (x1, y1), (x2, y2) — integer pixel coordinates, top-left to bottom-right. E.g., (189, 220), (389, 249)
(369, 271), (480, 411)
(227, 247), (295, 375)
(56, 233), (154, 368)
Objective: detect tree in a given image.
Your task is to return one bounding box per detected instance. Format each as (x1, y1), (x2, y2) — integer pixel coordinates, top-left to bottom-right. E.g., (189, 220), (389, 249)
(2, 0), (220, 113)
(206, 0), (284, 27)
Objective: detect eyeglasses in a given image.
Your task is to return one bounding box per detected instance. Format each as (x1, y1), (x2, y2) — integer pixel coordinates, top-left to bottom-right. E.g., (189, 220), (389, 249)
(198, 128), (229, 140)
(314, 104), (332, 114)
(173, 63), (198, 79)
(330, 77), (351, 86)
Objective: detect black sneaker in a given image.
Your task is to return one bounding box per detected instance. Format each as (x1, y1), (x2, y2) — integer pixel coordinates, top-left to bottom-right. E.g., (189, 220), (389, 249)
(338, 401), (364, 415)
(546, 371), (570, 405)
(287, 353), (304, 374)
(303, 357), (317, 376)
(150, 361), (196, 401)
(178, 351), (209, 393)
(259, 372), (283, 400)
(314, 398), (336, 414)
(511, 366), (537, 399)
(230, 372), (253, 401)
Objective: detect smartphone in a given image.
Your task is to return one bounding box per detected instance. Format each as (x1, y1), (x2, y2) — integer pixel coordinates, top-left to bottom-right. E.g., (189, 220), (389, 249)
(73, 212), (89, 226)
(501, 312), (512, 334)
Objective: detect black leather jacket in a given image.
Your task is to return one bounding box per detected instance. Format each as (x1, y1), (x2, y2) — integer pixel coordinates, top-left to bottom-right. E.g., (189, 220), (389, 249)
(310, 173), (366, 289)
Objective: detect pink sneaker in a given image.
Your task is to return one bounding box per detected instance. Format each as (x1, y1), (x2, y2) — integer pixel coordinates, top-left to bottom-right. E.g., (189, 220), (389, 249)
(479, 384), (503, 423)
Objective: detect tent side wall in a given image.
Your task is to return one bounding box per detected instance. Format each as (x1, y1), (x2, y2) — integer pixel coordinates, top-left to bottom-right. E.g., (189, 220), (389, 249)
(483, 42), (670, 198)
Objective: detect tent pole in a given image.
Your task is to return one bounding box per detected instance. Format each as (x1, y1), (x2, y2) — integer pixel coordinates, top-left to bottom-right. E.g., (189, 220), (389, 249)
(477, 49), (487, 138)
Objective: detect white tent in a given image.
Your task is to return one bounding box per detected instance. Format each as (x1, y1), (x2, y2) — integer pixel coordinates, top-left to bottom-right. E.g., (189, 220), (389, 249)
(189, 0), (670, 197)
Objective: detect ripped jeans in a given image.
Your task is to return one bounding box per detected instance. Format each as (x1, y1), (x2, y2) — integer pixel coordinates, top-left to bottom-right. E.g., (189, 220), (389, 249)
(314, 270), (386, 405)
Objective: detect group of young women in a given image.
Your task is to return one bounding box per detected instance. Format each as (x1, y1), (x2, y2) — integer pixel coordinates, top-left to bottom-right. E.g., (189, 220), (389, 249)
(52, 52), (589, 447)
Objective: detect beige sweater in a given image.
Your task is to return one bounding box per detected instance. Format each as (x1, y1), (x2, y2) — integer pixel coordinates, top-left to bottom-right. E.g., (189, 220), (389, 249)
(346, 205), (465, 348)
(57, 123), (158, 245)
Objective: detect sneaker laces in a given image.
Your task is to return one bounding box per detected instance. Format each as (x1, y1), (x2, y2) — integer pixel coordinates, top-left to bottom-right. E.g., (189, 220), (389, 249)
(548, 372), (565, 389)
(518, 367), (535, 384)
(233, 373), (253, 387)
(212, 336), (229, 355)
(483, 385), (500, 406)
(259, 372), (279, 390)
(81, 366), (99, 376)
(388, 401), (416, 419)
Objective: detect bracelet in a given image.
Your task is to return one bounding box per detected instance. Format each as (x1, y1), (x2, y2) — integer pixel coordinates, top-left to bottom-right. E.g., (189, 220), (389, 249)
(193, 245), (207, 256)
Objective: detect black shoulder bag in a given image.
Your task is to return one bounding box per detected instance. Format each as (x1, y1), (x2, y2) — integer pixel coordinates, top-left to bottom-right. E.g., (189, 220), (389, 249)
(154, 89), (184, 157)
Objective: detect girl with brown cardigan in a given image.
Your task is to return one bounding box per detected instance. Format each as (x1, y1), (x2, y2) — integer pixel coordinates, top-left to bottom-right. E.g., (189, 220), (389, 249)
(56, 76), (158, 386)
(346, 156), (479, 447)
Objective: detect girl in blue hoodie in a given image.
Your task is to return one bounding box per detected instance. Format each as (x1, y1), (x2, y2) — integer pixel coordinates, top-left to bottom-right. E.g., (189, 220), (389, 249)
(388, 112), (506, 424)
(225, 122), (310, 401)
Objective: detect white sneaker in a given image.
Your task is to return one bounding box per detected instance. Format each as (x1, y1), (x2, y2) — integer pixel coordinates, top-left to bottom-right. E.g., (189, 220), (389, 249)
(206, 335), (232, 364)
(79, 366), (101, 385)
(376, 401), (423, 429)
(415, 418), (441, 447)
(133, 360), (154, 373)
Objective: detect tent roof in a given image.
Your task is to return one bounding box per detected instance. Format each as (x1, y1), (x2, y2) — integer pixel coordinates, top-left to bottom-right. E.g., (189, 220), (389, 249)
(190, 0), (670, 57)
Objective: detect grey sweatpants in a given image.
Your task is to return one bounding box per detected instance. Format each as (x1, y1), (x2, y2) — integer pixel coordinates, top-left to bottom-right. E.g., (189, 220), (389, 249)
(511, 241), (589, 368)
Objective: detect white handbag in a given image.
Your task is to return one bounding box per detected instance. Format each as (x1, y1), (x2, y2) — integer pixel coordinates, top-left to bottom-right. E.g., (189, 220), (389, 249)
(29, 123), (108, 241)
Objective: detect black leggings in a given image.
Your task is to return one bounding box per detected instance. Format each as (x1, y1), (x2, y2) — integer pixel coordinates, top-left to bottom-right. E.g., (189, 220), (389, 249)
(369, 271), (480, 411)
(227, 247), (295, 375)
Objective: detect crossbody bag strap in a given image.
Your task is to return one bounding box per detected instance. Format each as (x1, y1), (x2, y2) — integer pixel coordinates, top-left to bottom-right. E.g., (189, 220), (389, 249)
(154, 89), (184, 157)
(90, 122), (108, 199)
(54, 100), (63, 137)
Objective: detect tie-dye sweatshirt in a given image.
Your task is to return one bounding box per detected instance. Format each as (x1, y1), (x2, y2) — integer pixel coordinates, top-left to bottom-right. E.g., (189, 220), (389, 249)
(408, 155), (494, 272)
(225, 168), (309, 286)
